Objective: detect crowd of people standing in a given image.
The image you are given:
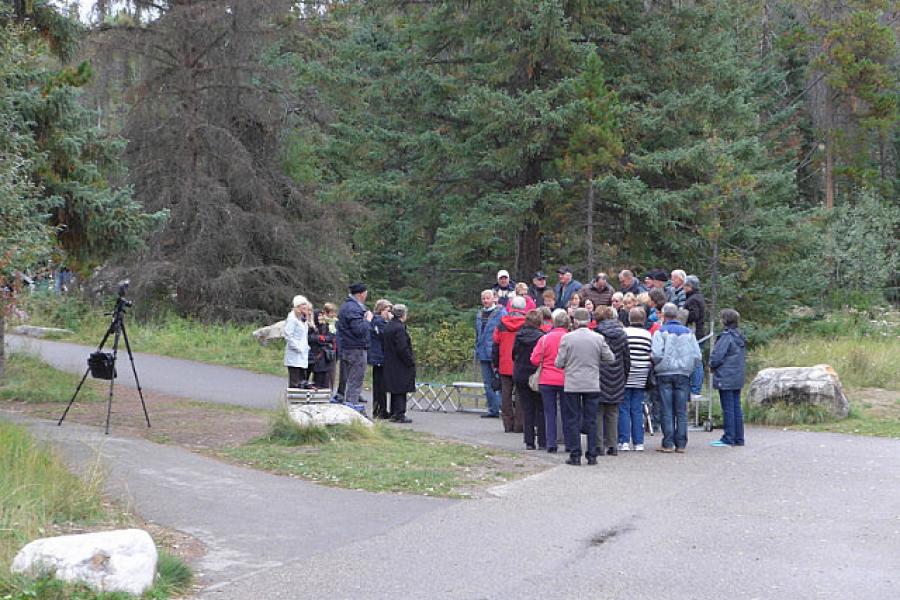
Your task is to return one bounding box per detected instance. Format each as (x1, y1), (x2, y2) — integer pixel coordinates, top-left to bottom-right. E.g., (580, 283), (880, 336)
(476, 266), (747, 463)
(281, 265), (747, 460)
(282, 283), (414, 423)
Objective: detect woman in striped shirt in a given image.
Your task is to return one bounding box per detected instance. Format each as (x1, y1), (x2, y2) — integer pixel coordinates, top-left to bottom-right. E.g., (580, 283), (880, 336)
(619, 307), (653, 451)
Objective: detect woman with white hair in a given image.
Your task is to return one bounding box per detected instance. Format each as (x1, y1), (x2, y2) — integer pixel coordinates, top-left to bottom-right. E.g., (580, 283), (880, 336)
(284, 295), (311, 388)
(383, 304), (416, 423)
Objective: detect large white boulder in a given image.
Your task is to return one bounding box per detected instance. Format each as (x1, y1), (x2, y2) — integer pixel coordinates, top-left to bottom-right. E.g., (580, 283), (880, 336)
(748, 364), (850, 418)
(287, 403), (373, 428)
(12, 529), (158, 596)
(252, 320), (285, 345)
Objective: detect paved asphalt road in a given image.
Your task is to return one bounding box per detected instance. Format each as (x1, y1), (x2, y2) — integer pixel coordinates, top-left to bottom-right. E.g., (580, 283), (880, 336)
(5, 335), (900, 598)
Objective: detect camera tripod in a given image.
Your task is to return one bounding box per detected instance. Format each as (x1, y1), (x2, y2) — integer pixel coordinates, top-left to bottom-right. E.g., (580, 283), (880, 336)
(58, 285), (151, 435)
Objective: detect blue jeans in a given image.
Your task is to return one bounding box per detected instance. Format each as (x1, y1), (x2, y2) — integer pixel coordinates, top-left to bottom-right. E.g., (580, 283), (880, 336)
(540, 385), (565, 451)
(562, 392), (600, 458)
(718, 388), (745, 445)
(690, 341), (706, 395)
(618, 388), (646, 445)
(657, 374), (689, 449)
(690, 360), (704, 395)
(480, 360), (500, 415)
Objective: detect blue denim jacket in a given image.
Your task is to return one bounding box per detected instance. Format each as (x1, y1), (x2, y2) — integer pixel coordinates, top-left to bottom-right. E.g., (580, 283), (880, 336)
(474, 306), (503, 361)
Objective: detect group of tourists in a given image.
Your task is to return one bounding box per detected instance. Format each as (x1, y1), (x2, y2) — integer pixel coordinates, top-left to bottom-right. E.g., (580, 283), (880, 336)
(282, 283), (414, 423)
(476, 266), (748, 464)
(283, 265), (747, 460)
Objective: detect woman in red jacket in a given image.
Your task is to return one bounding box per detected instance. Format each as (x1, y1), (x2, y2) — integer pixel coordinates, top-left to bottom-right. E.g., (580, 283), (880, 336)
(530, 308), (570, 453)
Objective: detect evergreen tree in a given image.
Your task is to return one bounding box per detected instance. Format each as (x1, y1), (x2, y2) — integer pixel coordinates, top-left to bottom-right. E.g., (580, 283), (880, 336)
(295, 1), (615, 301)
(596, 1), (814, 318)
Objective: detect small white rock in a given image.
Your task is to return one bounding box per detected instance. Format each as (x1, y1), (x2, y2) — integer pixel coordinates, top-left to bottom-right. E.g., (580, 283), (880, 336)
(12, 529), (158, 596)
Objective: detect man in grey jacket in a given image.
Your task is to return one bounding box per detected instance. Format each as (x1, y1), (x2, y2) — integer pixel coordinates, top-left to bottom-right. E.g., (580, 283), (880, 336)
(555, 308), (615, 465)
(651, 303), (702, 453)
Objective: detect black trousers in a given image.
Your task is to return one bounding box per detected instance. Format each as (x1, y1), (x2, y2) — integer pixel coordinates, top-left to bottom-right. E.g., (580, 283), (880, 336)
(312, 370), (329, 388)
(390, 393), (407, 419)
(515, 380), (546, 448)
(287, 367), (308, 388)
(372, 365), (389, 418)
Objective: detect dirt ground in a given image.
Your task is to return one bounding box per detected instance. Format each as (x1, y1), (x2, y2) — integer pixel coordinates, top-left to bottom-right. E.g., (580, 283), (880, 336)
(851, 387), (900, 419)
(0, 383), (271, 451)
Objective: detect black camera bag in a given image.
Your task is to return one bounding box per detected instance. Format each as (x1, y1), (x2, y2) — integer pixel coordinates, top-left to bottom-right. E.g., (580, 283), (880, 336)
(88, 352), (117, 380)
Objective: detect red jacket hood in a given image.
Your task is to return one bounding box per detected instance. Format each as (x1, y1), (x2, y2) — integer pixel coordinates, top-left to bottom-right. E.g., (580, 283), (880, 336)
(500, 311), (526, 332)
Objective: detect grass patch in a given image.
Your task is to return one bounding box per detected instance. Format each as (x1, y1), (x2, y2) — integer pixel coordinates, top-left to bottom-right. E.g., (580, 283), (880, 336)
(0, 421), (106, 567)
(0, 354), (101, 404)
(744, 401), (837, 426)
(221, 408), (511, 497)
(0, 421), (193, 599)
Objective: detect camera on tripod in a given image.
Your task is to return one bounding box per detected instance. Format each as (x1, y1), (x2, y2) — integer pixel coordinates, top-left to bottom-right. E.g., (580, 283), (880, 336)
(117, 279), (133, 307)
(59, 277), (151, 434)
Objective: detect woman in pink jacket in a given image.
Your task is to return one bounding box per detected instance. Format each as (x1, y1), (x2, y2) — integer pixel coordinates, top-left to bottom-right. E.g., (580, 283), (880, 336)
(530, 308), (570, 453)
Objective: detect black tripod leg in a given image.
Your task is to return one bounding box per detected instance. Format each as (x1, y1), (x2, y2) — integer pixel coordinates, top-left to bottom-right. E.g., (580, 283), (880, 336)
(58, 367), (92, 426)
(120, 323), (150, 428)
(105, 328), (122, 435)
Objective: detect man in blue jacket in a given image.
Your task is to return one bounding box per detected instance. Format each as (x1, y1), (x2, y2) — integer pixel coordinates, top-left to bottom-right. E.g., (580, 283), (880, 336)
(337, 282), (373, 405)
(651, 303), (701, 453)
(475, 289), (504, 418)
(553, 266), (583, 310)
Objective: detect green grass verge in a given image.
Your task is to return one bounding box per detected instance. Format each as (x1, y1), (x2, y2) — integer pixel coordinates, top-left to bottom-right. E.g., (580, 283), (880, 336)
(0, 421), (192, 599)
(748, 333), (899, 391)
(221, 409), (512, 497)
(0, 354), (101, 404)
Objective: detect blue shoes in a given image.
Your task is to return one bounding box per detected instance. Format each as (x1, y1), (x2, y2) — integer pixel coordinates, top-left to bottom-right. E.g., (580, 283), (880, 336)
(709, 440), (733, 447)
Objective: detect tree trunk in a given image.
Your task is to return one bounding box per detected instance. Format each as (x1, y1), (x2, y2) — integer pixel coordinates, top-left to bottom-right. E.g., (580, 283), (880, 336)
(0, 308), (5, 379)
(515, 218), (542, 283)
(586, 175), (595, 277)
(824, 135), (834, 209)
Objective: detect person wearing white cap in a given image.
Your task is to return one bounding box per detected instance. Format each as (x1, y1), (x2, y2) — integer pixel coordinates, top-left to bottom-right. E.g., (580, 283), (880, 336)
(492, 269), (516, 308)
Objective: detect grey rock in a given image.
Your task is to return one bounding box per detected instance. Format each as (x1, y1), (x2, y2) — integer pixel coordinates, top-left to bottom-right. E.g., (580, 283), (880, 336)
(12, 325), (74, 338)
(749, 364), (850, 418)
(251, 320), (285, 346)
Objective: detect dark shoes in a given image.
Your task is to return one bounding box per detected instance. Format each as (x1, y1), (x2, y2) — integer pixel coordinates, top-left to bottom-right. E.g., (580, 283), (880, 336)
(606, 446), (618, 456)
(481, 413), (500, 419)
(565, 456), (581, 466)
(525, 444), (536, 450)
(586, 456), (597, 465)
(391, 416), (412, 424)
(547, 447), (558, 454)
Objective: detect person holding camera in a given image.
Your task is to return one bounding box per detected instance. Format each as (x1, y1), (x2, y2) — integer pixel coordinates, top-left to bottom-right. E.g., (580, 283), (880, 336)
(284, 295), (311, 388)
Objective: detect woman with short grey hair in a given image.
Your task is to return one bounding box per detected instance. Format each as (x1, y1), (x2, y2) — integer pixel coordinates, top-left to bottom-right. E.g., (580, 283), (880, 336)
(383, 304), (415, 423)
(709, 309), (746, 447)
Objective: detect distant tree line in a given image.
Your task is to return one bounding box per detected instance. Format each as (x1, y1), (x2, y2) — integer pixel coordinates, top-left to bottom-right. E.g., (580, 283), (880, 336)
(3, 0), (898, 327)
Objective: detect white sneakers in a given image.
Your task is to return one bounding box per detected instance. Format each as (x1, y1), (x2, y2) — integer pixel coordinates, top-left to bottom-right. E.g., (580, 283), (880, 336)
(690, 394), (704, 402)
(616, 443), (646, 452)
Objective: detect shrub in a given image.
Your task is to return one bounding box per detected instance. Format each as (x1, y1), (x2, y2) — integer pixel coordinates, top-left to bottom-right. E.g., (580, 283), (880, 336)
(408, 321), (475, 376)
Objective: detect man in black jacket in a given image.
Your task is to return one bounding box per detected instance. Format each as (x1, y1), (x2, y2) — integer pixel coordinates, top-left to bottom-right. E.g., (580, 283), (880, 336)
(337, 282), (373, 405)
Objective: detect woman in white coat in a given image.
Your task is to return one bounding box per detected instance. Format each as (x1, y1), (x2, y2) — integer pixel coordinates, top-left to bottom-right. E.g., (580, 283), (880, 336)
(284, 295), (311, 388)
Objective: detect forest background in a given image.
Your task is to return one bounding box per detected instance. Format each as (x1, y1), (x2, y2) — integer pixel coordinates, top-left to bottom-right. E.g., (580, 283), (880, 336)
(1, 0), (898, 370)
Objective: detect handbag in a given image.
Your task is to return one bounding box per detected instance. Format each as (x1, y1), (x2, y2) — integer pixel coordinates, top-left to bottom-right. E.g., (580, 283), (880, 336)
(528, 336), (545, 392)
